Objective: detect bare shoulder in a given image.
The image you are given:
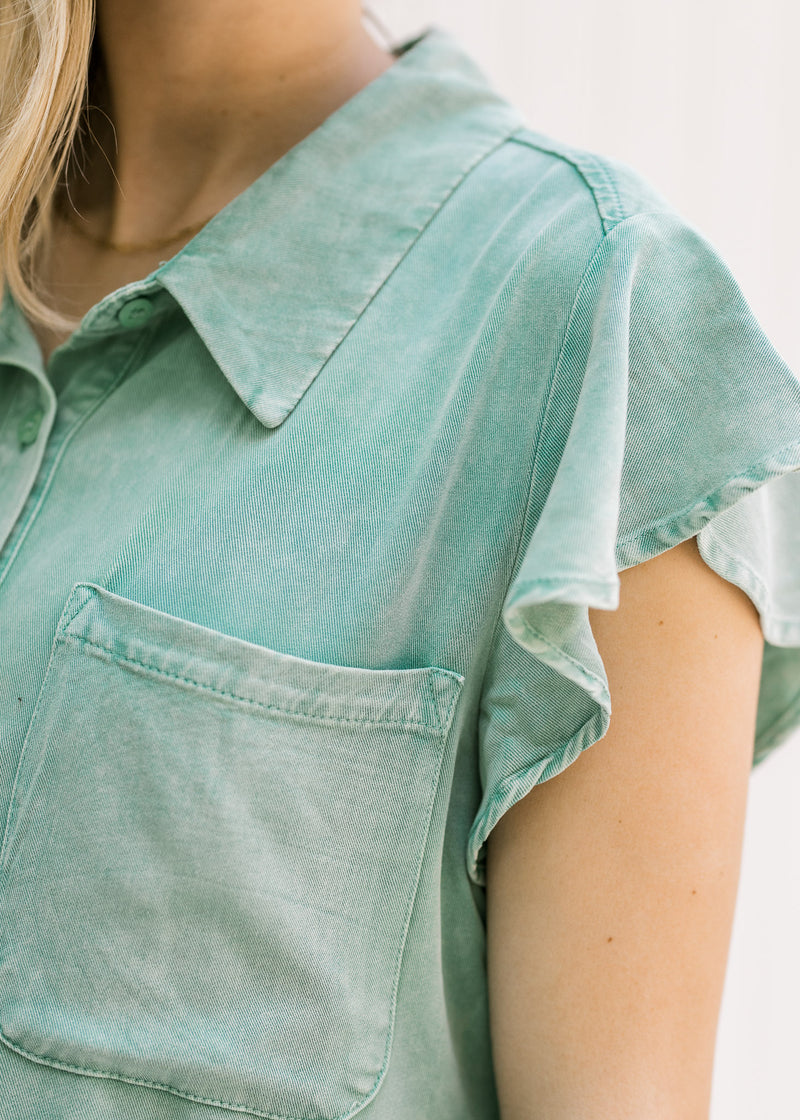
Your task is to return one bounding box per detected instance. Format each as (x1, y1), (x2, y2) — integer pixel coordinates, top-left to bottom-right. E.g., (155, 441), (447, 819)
(485, 534), (764, 1120)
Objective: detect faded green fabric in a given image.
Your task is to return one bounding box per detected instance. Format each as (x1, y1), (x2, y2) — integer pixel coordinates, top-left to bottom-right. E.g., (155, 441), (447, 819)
(2, 23), (800, 1120)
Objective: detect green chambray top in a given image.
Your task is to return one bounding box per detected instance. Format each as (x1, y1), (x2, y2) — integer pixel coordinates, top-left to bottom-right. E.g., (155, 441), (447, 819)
(2, 23), (800, 1120)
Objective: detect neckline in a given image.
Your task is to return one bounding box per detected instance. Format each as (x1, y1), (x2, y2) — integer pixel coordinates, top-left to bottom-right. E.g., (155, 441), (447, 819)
(1, 25), (449, 370)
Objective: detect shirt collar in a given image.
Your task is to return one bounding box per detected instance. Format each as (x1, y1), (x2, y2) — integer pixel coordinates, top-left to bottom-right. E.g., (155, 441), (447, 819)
(2, 26), (526, 429)
(155, 25), (525, 428)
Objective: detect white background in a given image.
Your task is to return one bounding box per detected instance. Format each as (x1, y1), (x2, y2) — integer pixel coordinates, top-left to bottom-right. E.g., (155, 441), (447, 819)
(366, 3), (800, 1116)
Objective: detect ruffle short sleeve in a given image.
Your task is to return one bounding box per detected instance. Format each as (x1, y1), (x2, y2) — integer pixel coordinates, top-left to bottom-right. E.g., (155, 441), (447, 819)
(468, 209), (800, 886)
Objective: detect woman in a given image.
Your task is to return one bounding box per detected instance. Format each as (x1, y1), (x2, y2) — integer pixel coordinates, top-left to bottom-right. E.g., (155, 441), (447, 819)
(1, 2), (799, 1118)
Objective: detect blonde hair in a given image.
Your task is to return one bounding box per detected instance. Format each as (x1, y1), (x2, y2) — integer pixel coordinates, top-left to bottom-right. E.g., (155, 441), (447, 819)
(0, 0), (95, 334)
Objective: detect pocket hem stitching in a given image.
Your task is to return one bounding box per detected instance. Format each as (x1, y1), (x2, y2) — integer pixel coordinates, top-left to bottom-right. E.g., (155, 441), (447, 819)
(64, 631), (450, 731)
(0, 1027), (365, 1120)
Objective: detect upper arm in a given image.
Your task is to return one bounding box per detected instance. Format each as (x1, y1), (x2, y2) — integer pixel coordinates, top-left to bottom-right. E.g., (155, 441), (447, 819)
(485, 534), (764, 1120)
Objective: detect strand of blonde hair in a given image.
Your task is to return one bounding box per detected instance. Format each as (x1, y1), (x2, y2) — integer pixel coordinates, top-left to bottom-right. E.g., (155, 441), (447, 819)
(0, 0), (95, 334)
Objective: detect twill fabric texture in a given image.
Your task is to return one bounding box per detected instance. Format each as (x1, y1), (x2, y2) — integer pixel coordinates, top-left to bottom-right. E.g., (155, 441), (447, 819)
(1, 23), (800, 1120)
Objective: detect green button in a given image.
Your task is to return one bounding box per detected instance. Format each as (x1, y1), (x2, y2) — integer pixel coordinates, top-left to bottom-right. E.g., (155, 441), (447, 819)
(118, 297), (154, 328)
(18, 406), (44, 447)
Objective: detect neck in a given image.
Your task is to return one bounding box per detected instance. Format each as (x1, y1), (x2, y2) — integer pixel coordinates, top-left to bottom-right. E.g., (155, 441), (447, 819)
(71, 0), (395, 245)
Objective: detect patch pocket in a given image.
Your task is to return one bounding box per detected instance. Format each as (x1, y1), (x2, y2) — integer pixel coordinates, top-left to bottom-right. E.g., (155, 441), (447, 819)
(0, 582), (464, 1119)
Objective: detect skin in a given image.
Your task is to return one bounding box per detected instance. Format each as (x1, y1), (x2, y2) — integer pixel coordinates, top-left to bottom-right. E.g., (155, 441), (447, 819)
(486, 534), (764, 1119)
(34, 0), (395, 363)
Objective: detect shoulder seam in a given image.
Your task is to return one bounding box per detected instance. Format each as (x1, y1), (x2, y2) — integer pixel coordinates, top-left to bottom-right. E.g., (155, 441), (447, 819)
(473, 216), (611, 715)
(507, 127), (639, 235)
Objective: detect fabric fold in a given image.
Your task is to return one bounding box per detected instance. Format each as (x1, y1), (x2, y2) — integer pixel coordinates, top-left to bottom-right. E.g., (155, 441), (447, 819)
(469, 209), (800, 886)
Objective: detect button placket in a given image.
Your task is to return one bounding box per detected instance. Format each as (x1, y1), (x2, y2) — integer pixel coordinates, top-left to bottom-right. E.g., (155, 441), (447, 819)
(0, 318), (156, 585)
(0, 369), (55, 565)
